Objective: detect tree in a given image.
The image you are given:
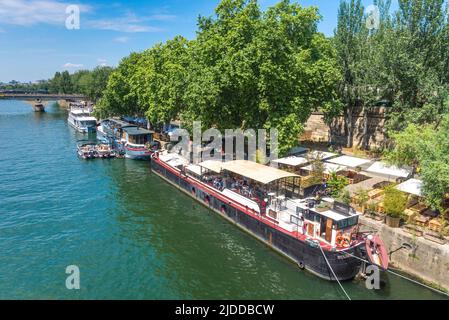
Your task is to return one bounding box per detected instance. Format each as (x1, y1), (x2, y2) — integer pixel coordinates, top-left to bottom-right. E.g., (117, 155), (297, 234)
(184, 0), (341, 155)
(386, 114), (449, 212)
(95, 53), (143, 119)
(327, 171), (349, 198)
(383, 186), (407, 218)
(60, 71), (73, 94)
(50, 72), (62, 93)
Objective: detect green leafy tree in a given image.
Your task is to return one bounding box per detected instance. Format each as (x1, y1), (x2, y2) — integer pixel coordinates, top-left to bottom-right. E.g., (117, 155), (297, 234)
(383, 186), (407, 218)
(386, 114), (449, 212)
(183, 0), (341, 155)
(327, 171), (349, 198)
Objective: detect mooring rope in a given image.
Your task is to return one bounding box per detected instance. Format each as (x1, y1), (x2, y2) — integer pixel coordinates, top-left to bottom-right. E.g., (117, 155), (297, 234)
(319, 245), (352, 300)
(338, 249), (449, 297)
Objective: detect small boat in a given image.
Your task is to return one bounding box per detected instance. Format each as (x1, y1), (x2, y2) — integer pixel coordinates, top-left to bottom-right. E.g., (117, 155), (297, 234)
(365, 234), (389, 270)
(77, 140), (116, 159)
(68, 104), (97, 133)
(32, 99), (45, 112)
(77, 141), (97, 160)
(96, 143), (116, 159)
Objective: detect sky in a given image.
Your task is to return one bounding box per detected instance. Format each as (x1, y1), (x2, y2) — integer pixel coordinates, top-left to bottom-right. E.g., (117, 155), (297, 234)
(0, 0), (397, 83)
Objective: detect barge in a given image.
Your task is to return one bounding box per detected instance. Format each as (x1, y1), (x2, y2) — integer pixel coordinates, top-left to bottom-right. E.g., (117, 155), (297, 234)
(68, 105), (97, 133)
(98, 118), (154, 160)
(150, 152), (388, 281)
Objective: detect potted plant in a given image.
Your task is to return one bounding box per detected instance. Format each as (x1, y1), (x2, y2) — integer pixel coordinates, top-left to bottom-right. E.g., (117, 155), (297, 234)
(383, 186), (407, 228)
(327, 171), (349, 198)
(337, 190), (352, 205)
(353, 189), (369, 213)
(365, 202), (377, 219)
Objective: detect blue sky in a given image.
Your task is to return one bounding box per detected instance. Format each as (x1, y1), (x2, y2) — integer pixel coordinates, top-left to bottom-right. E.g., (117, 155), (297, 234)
(0, 0), (396, 82)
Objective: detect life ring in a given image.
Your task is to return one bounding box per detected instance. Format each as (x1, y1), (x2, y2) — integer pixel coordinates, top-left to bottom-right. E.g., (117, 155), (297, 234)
(342, 234), (351, 248)
(335, 232), (344, 247)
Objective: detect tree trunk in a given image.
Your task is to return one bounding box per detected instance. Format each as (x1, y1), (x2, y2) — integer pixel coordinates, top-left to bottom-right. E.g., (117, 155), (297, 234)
(362, 105), (369, 150)
(345, 105), (354, 148)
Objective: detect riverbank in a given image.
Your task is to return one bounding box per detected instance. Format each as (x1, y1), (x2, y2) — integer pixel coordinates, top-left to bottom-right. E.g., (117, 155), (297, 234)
(360, 216), (449, 293)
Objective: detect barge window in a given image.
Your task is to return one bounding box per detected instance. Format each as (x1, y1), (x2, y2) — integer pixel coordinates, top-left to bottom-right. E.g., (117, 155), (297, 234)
(336, 216), (359, 229)
(303, 210), (319, 222)
(290, 215), (304, 226)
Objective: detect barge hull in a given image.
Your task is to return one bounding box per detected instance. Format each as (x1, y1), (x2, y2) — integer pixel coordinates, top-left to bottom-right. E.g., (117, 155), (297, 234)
(151, 158), (363, 281)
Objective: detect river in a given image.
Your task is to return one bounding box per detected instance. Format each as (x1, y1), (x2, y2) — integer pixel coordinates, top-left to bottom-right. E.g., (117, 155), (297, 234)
(0, 100), (446, 299)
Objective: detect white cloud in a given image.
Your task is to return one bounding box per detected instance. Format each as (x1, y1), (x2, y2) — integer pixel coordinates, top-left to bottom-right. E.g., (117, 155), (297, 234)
(87, 12), (165, 33)
(114, 36), (129, 43)
(97, 58), (108, 67)
(88, 18), (162, 33)
(62, 62), (83, 69)
(0, 0), (91, 27)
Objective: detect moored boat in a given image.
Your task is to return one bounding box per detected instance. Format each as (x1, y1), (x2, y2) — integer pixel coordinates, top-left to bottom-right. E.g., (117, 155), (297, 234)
(77, 141), (97, 160)
(32, 99), (45, 112)
(68, 105), (97, 133)
(77, 140), (116, 160)
(150, 152), (388, 281)
(97, 118), (153, 160)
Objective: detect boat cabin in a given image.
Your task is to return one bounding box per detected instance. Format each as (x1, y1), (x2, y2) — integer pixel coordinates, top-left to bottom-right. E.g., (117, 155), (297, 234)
(122, 126), (154, 146)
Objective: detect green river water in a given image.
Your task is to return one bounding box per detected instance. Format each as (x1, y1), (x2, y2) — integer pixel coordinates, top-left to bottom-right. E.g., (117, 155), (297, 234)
(0, 100), (446, 299)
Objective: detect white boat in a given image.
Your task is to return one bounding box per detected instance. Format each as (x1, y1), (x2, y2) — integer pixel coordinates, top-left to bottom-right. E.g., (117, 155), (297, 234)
(68, 106), (97, 133)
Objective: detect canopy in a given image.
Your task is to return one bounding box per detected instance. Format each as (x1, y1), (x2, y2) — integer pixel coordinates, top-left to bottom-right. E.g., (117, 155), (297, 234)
(122, 126), (154, 136)
(306, 151), (336, 160)
(198, 160), (224, 173)
(186, 164), (203, 176)
(272, 156), (309, 167)
(302, 162), (347, 174)
(327, 155), (371, 168)
(288, 146), (309, 156)
(366, 161), (411, 178)
(395, 178), (423, 197)
(222, 160), (300, 185)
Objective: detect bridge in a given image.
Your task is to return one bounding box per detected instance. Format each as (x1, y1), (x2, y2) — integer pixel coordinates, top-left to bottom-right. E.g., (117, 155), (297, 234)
(0, 93), (87, 101)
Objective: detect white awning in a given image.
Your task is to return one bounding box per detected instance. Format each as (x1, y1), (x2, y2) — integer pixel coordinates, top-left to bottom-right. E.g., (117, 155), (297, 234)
(198, 160), (224, 173)
(302, 162), (347, 174)
(272, 156), (309, 167)
(366, 161), (411, 178)
(222, 160), (300, 185)
(395, 179), (423, 197)
(327, 155), (371, 168)
(186, 164), (203, 176)
(306, 151), (336, 160)
(288, 146), (309, 155)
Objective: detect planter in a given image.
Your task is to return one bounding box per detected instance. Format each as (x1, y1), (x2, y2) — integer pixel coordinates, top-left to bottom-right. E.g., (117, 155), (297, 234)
(315, 206), (331, 213)
(423, 232), (447, 245)
(372, 212), (385, 221)
(404, 225), (423, 237)
(385, 215), (401, 228)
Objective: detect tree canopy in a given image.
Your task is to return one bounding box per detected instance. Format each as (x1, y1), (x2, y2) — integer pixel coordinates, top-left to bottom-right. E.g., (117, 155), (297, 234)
(97, 0), (341, 156)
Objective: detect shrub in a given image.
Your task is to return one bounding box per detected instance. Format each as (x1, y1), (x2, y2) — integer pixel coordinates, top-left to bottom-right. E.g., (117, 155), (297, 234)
(383, 186), (407, 218)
